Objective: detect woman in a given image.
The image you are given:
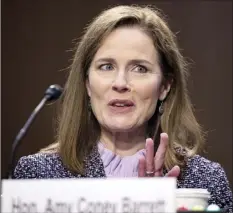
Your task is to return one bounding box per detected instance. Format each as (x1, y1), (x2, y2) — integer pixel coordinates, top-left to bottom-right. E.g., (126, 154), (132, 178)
(13, 5), (232, 212)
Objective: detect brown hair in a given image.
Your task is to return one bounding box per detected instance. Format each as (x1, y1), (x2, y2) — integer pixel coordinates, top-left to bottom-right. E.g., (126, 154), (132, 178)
(41, 5), (205, 174)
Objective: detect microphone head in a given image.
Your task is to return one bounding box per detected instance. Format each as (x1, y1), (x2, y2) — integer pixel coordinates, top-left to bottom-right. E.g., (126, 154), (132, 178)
(45, 84), (63, 101)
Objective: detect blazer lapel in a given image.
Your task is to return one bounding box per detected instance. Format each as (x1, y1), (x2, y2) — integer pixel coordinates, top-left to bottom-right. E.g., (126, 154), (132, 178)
(84, 146), (106, 178)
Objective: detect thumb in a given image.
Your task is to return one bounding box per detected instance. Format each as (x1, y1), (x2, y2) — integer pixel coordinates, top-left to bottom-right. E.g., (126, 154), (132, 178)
(165, 165), (180, 177)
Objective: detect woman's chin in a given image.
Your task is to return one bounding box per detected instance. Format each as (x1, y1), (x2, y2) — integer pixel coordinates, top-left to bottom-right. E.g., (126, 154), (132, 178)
(100, 116), (141, 132)
(105, 120), (137, 132)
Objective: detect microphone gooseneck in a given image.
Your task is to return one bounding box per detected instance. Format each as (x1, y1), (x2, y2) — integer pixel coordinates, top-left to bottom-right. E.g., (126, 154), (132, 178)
(7, 84), (63, 179)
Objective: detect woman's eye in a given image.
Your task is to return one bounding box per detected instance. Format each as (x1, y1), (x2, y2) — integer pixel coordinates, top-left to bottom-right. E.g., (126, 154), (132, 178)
(99, 64), (114, 71)
(133, 65), (148, 73)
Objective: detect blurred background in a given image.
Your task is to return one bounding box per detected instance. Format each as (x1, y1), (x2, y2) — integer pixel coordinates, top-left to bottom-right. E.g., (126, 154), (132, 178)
(2, 0), (232, 188)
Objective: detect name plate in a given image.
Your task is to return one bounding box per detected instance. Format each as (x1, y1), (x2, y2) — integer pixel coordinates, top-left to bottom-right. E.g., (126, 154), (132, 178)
(1, 178), (176, 213)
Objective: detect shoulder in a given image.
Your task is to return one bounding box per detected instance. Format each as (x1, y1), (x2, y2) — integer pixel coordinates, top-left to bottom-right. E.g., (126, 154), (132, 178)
(186, 154), (224, 174)
(13, 152), (77, 179)
(181, 154), (230, 186)
(179, 155), (232, 211)
(178, 155), (227, 187)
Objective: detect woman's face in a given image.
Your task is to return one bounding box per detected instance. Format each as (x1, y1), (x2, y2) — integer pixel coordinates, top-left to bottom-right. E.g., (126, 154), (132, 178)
(86, 27), (170, 133)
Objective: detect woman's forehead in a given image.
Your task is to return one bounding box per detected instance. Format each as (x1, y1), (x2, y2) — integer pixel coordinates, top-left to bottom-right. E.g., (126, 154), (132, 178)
(93, 27), (159, 63)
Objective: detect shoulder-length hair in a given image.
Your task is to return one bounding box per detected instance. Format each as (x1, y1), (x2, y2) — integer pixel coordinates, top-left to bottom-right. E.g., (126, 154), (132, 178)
(41, 5), (205, 174)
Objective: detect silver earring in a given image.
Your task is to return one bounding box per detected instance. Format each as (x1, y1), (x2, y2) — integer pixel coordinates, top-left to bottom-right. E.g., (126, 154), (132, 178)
(159, 101), (164, 116)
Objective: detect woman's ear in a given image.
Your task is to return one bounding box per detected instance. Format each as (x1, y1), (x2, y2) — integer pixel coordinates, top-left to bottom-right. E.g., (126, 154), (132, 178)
(86, 79), (91, 97)
(159, 79), (172, 101)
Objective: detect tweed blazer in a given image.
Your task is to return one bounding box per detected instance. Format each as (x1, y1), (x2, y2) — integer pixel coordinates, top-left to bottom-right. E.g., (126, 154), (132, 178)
(13, 147), (232, 212)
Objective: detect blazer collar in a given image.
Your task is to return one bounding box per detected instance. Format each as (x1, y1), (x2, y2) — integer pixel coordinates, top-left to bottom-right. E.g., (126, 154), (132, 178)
(84, 146), (106, 178)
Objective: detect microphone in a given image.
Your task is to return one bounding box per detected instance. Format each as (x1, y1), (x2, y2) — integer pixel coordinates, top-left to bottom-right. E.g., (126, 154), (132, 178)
(7, 84), (63, 179)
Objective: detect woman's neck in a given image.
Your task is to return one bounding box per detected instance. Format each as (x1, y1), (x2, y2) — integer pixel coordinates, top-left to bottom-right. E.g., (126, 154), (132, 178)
(100, 127), (146, 156)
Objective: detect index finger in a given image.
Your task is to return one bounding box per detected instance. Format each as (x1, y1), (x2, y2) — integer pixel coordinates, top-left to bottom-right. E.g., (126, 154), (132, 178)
(154, 133), (169, 175)
(138, 156), (146, 177)
(145, 138), (155, 173)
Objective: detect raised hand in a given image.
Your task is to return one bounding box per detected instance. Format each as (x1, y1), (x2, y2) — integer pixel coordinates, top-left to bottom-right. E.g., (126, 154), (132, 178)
(138, 133), (180, 177)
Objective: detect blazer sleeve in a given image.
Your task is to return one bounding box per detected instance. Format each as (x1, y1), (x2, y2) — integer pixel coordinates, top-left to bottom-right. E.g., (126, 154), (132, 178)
(208, 163), (233, 213)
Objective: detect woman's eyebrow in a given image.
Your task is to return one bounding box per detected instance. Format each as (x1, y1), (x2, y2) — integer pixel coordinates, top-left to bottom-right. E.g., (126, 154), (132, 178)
(95, 58), (153, 66)
(95, 57), (116, 63)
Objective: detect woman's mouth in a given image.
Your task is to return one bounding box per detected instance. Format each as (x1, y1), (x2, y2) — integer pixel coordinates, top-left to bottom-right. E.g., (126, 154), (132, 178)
(108, 99), (135, 113)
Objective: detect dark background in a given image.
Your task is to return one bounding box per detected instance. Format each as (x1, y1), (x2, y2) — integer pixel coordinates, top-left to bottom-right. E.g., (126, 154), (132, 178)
(2, 1), (232, 188)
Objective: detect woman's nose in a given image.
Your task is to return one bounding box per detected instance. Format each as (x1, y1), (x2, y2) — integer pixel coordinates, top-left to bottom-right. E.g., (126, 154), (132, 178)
(112, 72), (131, 93)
